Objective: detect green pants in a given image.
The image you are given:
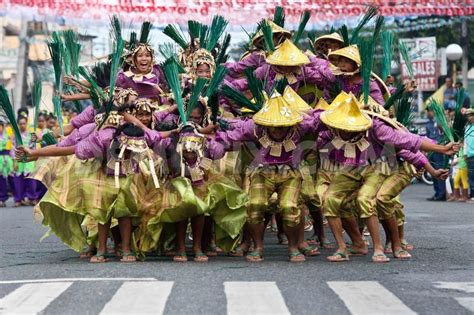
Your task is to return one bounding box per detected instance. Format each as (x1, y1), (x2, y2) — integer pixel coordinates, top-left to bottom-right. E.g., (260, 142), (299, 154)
(248, 168), (302, 227)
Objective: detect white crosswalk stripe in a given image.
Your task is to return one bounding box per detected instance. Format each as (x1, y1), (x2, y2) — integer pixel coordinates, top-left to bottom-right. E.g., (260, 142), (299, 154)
(0, 279), (472, 314)
(328, 281), (417, 315)
(99, 281), (174, 315)
(224, 281), (290, 315)
(0, 282), (73, 314)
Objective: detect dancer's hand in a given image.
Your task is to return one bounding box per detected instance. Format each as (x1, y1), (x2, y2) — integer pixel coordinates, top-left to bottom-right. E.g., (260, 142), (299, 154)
(443, 142), (460, 156)
(431, 168), (449, 180)
(30, 132), (38, 143)
(15, 146), (33, 162)
(198, 123), (218, 134)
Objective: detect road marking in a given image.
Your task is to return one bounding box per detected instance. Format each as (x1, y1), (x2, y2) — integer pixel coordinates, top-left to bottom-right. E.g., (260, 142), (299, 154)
(328, 281), (417, 315)
(433, 282), (474, 293)
(99, 281), (174, 315)
(0, 282), (73, 314)
(455, 297), (474, 312)
(224, 281), (290, 315)
(0, 278), (157, 284)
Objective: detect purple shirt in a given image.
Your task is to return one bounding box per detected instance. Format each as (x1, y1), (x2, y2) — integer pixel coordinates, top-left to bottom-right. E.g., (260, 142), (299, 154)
(398, 149), (428, 170)
(316, 118), (422, 167)
(225, 51), (266, 78)
(70, 105), (96, 129)
(75, 128), (115, 160)
(57, 123), (96, 148)
(212, 110), (324, 167)
(116, 65), (167, 99)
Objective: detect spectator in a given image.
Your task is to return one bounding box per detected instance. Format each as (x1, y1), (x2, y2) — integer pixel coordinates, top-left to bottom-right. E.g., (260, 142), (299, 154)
(455, 82), (471, 109)
(464, 108), (474, 203)
(443, 77), (456, 110)
(426, 107), (447, 201)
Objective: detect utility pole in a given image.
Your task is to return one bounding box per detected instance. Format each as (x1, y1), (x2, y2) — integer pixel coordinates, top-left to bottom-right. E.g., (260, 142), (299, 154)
(13, 19), (29, 113)
(461, 17), (468, 89)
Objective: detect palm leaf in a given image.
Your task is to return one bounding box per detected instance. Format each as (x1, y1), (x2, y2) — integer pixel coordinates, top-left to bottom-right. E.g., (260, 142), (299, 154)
(273, 6), (285, 27)
(139, 21), (152, 44)
(338, 25), (350, 46)
(206, 15), (228, 51)
(158, 43), (186, 74)
(383, 84), (405, 110)
(128, 31), (137, 51)
(216, 33), (231, 65)
(359, 37), (375, 105)
(399, 41), (414, 78)
(52, 95), (64, 136)
(107, 37), (125, 101)
(32, 81), (42, 131)
(47, 40), (62, 91)
(205, 65), (227, 98)
(110, 15), (122, 41)
(188, 20), (202, 43)
(260, 20), (275, 52)
(0, 86), (22, 145)
(350, 5), (378, 44)
(220, 85), (261, 112)
(208, 92), (220, 124)
(395, 95), (414, 127)
(42, 132), (58, 145)
(293, 10), (311, 47)
(199, 25), (209, 49)
(163, 24), (188, 49)
(244, 68), (264, 107)
(186, 78), (208, 119)
(452, 88), (467, 142)
(62, 29), (81, 76)
(430, 99), (454, 142)
(381, 30), (394, 80)
(162, 59), (186, 123)
(78, 66), (106, 110)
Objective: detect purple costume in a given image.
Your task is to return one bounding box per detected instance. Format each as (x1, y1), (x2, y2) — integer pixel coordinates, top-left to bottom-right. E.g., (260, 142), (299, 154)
(70, 105), (96, 129)
(225, 51), (266, 78)
(116, 65), (167, 100)
(58, 123), (96, 148)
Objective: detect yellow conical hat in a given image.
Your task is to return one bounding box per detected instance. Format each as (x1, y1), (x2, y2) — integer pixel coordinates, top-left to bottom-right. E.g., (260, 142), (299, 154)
(252, 20), (291, 47)
(253, 91), (303, 127)
(320, 92), (372, 132)
(283, 86), (312, 114)
(266, 39), (310, 67)
(314, 32), (344, 45)
(315, 98), (330, 111)
(328, 45), (361, 67)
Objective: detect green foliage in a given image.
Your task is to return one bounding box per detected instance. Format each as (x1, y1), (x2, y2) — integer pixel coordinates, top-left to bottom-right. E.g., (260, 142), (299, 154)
(0, 86), (22, 145)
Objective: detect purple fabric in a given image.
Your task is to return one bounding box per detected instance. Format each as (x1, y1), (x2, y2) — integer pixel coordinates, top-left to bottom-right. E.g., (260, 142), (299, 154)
(0, 176), (8, 202)
(58, 123), (96, 147)
(398, 149), (428, 170)
(212, 110), (324, 167)
(225, 51), (266, 78)
(116, 65), (167, 99)
(35, 181), (47, 199)
(74, 128), (115, 160)
(13, 175), (37, 202)
(315, 118), (423, 167)
(70, 106), (96, 129)
(153, 111), (179, 125)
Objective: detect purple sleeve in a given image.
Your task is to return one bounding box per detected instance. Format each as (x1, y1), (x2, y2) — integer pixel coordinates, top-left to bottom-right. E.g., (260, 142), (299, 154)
(214, 119), (256, 149)
(398, 149), (428, 170)
(254, 64), (270, 81)
(144, 129), (162, 146)
(372, 119), (422, 152)
(154, 111), (178, 124)
(304, 58), (336, 87)
(225, 52), (266, 78)
(370, 80), (385, 106)
(224, 77), (248, 92)
(298, 110), (325, 135)
(115, 71), (130, 89)
(58, 123), (96, 147)
(206, 140), (226, 160)
(70, 106), (96, 129)
(74, 128), (113, 160)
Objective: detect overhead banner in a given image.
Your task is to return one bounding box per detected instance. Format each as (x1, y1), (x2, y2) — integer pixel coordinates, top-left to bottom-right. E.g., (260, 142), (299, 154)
(1, 0), (473, 26)
(400, 36), (438, 92)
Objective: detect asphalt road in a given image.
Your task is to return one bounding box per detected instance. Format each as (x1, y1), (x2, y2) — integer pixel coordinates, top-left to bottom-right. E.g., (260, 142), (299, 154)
(0, 183), (473, 314)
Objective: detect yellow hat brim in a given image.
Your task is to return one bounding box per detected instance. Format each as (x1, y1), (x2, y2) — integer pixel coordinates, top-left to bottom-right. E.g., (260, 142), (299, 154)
(283, 86), (312, 114)
(328, 45), (361, 66)
(320, 93), (372, 132)
(314, 33), (344, 45)
(253, 93), (303, 127)
(315, 98), (330, 111)
(266, 39), (310, 67)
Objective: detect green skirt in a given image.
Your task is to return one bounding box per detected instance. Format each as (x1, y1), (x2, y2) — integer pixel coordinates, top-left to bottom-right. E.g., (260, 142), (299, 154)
(0, 155), (13, 177)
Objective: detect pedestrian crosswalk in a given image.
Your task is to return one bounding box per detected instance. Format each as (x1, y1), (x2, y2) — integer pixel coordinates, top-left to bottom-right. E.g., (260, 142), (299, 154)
(0, 279), (473, 314)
